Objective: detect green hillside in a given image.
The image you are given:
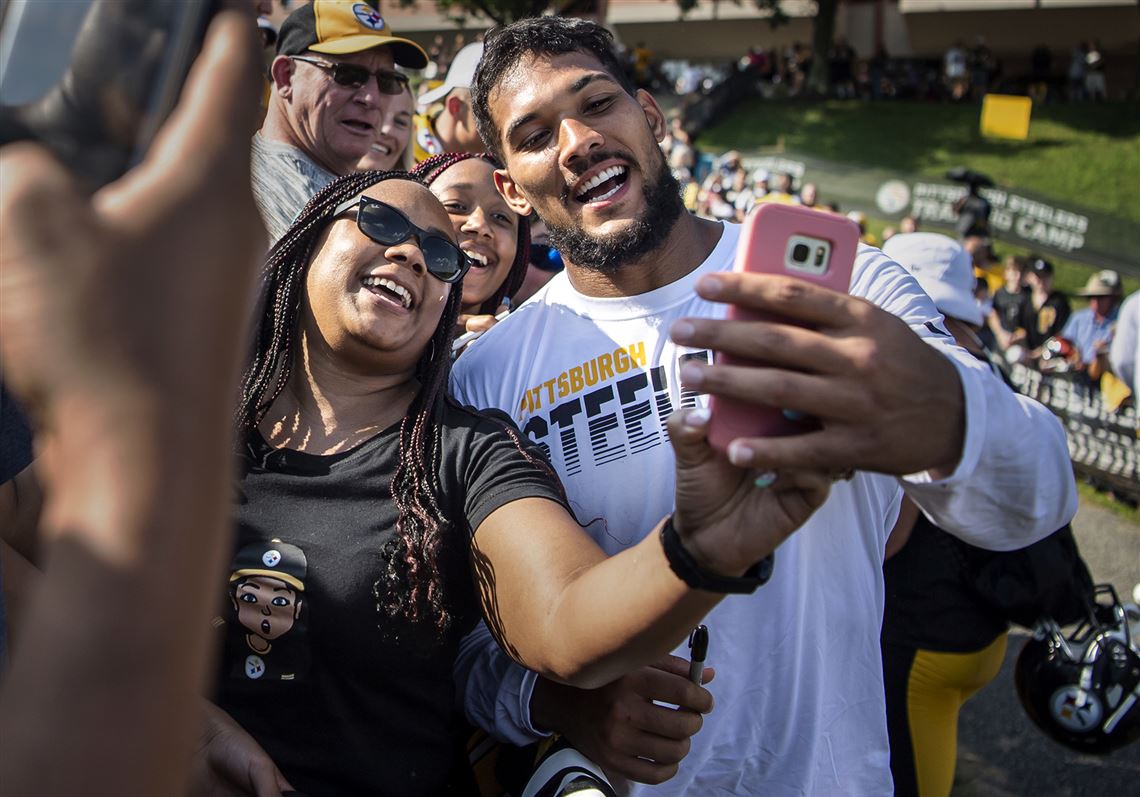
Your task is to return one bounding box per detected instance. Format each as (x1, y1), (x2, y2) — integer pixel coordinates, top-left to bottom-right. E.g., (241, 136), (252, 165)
(698, 99), (1140, 299)
(698, 100), (1140, 224)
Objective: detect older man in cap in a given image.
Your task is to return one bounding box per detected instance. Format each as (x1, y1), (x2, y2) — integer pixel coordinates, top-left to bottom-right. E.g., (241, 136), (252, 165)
(254, 0), (427, 242)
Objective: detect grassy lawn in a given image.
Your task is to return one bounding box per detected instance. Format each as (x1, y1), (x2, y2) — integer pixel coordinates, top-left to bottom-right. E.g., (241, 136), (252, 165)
(698, 100), (1140, 224)
(698, 99), (1140, 304)
(1077, 481), (1140, 526)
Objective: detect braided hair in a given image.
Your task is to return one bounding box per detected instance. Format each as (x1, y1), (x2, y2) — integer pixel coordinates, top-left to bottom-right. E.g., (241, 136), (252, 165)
(237, 169), (464, 636)
(412, 152), (530, 316)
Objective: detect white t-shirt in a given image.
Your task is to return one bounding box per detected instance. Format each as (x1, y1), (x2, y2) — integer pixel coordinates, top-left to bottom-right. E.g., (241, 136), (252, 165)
(451, 221), (1076, 796)
(1110, 291), (1139, 393)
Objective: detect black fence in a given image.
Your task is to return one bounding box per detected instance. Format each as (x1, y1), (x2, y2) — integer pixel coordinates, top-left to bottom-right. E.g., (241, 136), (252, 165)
(1010, 364), (1139, 502)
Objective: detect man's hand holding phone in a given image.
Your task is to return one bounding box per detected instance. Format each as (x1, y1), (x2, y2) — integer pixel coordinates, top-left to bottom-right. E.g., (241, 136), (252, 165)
(670, 271), (966, 478)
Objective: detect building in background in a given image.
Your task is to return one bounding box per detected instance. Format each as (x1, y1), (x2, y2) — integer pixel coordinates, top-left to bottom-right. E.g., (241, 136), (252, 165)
(264, 1), (1137, 97)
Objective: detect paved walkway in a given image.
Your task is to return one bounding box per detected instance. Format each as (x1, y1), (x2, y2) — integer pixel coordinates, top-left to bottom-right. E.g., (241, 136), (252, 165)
(953, 498), (1140, 795)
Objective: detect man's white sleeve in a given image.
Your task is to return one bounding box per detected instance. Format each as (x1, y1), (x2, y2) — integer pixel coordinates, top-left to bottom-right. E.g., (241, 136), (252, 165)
(853, 248), (1077, 550)
(454, 621), (551, 745)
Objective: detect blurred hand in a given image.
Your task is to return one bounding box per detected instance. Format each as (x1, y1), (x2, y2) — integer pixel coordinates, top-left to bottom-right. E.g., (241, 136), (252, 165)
(454, 304), (509, 354)
(0, 4), (263, 435)
(0, 8), (266, 796)
(532, 655), (714, 785)
(672, 271), (965, 477)
(458, 302), (509, 333)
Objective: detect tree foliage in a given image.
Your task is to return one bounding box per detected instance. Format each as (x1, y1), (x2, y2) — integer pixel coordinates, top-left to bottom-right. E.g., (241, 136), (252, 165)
(676, 0), (790, 25)
(395, 0), (591, 27)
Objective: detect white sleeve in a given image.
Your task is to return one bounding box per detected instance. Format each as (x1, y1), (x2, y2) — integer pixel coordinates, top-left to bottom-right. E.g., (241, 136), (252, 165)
(453, 621), (552, 745)
(852, 247), (1078, 551)
(1110, 293), (1139, 392)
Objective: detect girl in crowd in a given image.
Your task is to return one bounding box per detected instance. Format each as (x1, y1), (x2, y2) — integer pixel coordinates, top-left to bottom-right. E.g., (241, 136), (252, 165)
(413, 153), (529, 339)
(197, 170), (829, 796)
(357, 85), (415, 172)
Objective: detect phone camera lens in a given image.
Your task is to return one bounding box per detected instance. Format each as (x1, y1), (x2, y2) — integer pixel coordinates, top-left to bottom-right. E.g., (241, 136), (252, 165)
(792, 243), (810, 262)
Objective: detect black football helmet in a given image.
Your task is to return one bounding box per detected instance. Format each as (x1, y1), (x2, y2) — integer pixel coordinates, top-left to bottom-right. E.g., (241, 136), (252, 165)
(1015, 584), (1140, 754)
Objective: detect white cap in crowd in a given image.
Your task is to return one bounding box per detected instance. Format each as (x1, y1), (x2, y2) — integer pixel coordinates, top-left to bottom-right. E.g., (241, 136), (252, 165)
(882, 232), (983, 326)
(418, 42), (484, 108)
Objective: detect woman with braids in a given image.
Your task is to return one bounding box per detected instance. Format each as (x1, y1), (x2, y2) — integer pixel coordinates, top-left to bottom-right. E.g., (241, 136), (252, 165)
(194, 169), (831, 797)
(413, 151), (530, 342)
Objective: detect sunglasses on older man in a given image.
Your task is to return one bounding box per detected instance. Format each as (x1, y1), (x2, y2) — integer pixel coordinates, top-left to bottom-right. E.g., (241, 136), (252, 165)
(290, 56), (409, 95)
(332, 196), (471, 283)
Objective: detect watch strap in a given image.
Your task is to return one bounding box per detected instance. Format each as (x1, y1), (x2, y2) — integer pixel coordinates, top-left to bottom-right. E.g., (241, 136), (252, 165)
(660, 515), (774, 594)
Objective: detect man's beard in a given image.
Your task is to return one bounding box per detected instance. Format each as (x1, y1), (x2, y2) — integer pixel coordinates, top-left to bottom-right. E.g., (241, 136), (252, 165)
(545, 151), (685, 274)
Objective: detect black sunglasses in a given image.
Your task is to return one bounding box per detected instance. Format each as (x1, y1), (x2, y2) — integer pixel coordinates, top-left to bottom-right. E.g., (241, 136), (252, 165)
(332, 195), (470, 283)
(290, 56), (409, 95)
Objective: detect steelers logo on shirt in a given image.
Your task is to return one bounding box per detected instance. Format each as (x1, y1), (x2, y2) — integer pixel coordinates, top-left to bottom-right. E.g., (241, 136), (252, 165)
(245, 655), (266, 680)
(418, 126), (442, 157)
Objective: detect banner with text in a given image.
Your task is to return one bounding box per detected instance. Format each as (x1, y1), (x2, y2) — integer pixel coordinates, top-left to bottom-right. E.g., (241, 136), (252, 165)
(740, 152), (1138, 275)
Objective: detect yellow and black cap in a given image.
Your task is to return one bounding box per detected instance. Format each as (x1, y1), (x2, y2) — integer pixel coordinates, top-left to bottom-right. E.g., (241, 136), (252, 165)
(229, 539), (307, 592)
(277, 0), (428, 70)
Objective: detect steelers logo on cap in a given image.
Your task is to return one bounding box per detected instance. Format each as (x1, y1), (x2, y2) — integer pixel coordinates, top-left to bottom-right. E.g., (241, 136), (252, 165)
(352, 3), (385, 30)
(229, 539), (307, 592)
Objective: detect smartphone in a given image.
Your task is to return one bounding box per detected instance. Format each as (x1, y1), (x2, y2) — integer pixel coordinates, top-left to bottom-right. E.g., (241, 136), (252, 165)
(0, 0), (215, 189)
(706, 204), (860, 454)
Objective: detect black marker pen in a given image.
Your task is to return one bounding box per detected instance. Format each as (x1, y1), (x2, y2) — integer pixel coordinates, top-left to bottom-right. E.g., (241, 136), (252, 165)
(688, 624), (709, 685)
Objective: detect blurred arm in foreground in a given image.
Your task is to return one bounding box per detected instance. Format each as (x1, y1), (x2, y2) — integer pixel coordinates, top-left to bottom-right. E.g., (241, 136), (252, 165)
(0, 6), (263, 796)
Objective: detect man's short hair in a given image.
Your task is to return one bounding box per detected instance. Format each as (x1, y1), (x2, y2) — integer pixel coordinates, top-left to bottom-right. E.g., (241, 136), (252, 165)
(472, 17), (637, 160)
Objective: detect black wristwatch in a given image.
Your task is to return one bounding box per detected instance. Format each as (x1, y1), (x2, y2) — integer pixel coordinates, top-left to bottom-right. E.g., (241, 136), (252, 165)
(660, 515), (774, 594)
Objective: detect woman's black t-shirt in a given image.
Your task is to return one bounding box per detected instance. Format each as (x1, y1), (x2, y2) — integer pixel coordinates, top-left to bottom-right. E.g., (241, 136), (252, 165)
(215, 399), (566, 797)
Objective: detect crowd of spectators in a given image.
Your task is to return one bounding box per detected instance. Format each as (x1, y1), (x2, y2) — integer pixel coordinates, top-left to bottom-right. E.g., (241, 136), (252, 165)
(645, 35), (1119, 105)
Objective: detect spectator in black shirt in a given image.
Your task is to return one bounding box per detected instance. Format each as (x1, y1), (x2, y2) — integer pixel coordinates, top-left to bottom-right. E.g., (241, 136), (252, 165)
(1030, 45), (1052, 102)
(953, 180), (990, 240)
(1012, 257), (1071, 362)
(988, 255), (1030, 352)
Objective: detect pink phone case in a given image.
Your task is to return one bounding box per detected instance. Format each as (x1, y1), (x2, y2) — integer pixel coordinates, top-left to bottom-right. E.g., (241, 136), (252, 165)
(706, 204), (860, 454)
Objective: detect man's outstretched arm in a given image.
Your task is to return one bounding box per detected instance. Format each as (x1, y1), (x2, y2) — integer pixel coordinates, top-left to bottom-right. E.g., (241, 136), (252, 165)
(670, 250), (1076, 548)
